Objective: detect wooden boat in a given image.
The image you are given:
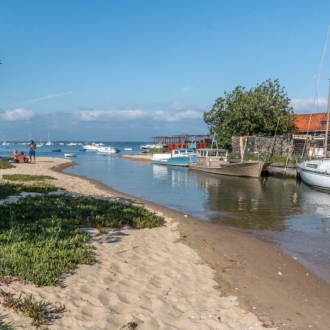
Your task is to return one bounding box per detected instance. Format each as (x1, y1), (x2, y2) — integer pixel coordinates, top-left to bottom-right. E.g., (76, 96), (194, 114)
(189, 148), (270, 178)
(64, 153), (77, 157)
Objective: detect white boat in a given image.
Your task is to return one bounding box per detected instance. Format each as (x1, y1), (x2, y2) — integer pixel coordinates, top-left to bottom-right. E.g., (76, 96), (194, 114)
(151, 148), (196, 167)
(140, 144), (165, 150)
(82, 143), (99, 150)
(45, 134), (53, 146)
(297, 29), (330, 191)
(297, 159), (330, 190)
(97, 146), (120, 154)
(124, 148), (133, 151)
(64, 153), (77, 157)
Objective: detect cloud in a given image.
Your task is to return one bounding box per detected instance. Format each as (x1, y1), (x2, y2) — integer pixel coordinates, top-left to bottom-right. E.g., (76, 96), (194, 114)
(0, 108), (35, 121)
(26, 91), (73, 104)
(74, 109), (148, 121)
(154, 109), (203, 122)
(290, 98), (327, 113)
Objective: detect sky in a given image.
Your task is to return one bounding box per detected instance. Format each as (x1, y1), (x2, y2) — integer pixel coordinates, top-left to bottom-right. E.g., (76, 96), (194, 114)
(1, 0), (330, 142)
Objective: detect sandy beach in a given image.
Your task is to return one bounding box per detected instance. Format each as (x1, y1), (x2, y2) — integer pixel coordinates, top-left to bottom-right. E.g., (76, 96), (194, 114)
(1, 157), (330, 329)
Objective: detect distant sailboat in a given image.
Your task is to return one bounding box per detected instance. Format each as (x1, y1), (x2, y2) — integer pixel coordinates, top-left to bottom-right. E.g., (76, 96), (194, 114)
(45, 133), (53, 146)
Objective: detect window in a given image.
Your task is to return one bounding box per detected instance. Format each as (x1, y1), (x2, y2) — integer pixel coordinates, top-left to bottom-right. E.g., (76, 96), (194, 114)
(306, 163), (318, 169)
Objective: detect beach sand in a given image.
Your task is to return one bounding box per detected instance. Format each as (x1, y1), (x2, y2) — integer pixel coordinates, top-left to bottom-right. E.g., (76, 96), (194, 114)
(0, 157), (330, 329)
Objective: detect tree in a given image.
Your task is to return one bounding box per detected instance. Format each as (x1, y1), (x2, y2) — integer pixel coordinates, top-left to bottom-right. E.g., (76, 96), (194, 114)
(203, 79), (296, 150)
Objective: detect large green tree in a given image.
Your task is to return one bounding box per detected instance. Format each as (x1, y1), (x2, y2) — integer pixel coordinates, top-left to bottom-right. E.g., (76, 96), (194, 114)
(204, 79), (296, 150)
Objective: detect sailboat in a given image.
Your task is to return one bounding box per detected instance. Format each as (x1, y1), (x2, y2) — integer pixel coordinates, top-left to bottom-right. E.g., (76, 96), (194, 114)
(45, 133), (53, 146)
(297, 28), (330, 190)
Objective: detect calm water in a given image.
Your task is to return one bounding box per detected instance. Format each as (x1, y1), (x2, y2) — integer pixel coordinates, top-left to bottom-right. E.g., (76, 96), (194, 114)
(1, 142), (330, 281)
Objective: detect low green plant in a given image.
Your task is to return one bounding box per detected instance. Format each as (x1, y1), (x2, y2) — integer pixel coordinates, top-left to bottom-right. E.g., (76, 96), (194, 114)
(0, 161), (15, 170)
(0, 182), (61, 199)
(148, 147), (165, 154)
(2, 174), (56, 181)
(0, 314), (12, 330)
(243, 153), (296, 164)
(0, 290), (52, 327)
(0, 195), (164, 286)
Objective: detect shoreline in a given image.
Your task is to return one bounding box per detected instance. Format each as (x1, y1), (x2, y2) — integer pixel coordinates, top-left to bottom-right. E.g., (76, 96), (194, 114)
(1, 157), (330, 329)
(56, 158), (330, 329)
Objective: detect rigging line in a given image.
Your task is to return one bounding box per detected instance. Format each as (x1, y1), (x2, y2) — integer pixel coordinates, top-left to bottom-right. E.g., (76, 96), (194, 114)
(301, 24), (330, 158)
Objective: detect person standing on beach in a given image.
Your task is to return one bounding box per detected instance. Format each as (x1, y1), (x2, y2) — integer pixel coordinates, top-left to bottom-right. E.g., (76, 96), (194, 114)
(28, 140), (36, 163)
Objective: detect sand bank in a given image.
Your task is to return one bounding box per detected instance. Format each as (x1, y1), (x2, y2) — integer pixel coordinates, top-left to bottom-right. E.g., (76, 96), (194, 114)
(120, 153), (153, 162)
(1, 157), (330, 329)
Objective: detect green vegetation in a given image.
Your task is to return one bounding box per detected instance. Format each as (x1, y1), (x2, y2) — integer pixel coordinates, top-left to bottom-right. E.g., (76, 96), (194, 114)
(0, 195), (164, 286)
(0, 315), (12, 330)
(0, 182), (61, 199)
(204, 79), (296, 150)
(242, 153), (296, 164)
(148, 147), (165, 154)
(2, 174), (56, 181)
(0, 161), (15, 170)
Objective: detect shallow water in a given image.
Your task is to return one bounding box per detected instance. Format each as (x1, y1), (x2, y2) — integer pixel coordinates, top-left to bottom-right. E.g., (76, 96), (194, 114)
(1, 142), (330, 281)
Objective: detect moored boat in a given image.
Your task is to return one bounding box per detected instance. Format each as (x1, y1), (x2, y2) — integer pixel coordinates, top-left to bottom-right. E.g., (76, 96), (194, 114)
(151, 148), (196, 167)
(297, 159), (330, 191)
(189, 148), (270, 178)
(64, 153), (77, 157)
(97, 146), (120, 154)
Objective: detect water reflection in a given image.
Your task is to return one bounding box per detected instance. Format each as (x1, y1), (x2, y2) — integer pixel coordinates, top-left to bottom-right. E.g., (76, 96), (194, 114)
(61, 154), (330, 281)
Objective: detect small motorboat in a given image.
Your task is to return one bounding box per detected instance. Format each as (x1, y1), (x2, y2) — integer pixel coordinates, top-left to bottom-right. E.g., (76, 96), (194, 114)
(97, 147), (120, 154)
(52, 149), (61, 152)
(79, 149), (86, 152)
(64, 153), (77, 157)
(124, 147), (133, 151)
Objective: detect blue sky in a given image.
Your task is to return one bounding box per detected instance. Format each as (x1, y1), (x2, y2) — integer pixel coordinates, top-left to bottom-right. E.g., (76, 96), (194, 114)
(1, 0), (330, 141)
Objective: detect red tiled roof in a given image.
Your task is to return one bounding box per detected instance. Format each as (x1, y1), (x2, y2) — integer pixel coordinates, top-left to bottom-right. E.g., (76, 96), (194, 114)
(294, 113), (330, 131)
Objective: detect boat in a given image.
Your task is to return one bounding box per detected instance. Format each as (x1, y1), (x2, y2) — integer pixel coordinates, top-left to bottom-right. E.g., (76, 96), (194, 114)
(124, 147), (133, 151)
(296, 27), (330, 191)
(64, 153), (77, 157)
(97, 146), (120, 154)
(140, 144), (165, 150)
(189, 148), (270, 178)
(82, 143), (100, 150)
(52, 149), (61, 152)
(45, 134), (53, 146)
(151, 148), (196, 167)
(79, 149), (86, 152)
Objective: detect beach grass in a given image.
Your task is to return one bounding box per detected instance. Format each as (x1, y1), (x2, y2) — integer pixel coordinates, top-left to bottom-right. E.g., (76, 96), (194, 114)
(0, 195), (164, 286)
(0, 161), (15, 170)
(0, 314), (12, 330)
(0, 182), (61, 199)
(2, 174), (56, 181)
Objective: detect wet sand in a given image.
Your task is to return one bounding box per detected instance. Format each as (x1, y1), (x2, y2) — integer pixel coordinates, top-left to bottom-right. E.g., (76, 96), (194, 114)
(0, 157), (330, 329)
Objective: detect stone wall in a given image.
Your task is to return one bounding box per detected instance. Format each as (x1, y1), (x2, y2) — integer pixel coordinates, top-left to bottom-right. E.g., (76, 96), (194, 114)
(231, 136), (294, 158)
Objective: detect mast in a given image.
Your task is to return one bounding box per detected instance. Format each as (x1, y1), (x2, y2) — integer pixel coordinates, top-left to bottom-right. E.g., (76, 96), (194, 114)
(324, 79), (330, 157)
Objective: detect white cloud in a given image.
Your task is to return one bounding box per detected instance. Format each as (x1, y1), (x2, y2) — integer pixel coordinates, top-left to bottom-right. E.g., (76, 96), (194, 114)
(74, 109), (148, 121)
(290, 97), (327, 113)
(154, 109), (203, 122)
(1, 108), (35, 121)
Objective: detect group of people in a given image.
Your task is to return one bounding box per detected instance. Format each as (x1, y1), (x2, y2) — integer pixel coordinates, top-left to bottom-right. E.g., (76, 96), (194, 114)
(12, 140), (37, 163)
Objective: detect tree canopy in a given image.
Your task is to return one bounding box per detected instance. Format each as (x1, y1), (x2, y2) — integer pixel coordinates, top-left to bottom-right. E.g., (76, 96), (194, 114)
(203, 79), (296, 150)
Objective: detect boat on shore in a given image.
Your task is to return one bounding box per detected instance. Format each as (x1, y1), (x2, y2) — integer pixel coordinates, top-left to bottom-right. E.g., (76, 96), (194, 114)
(189, 148), (270, 178)
(151, 148), (196, 167)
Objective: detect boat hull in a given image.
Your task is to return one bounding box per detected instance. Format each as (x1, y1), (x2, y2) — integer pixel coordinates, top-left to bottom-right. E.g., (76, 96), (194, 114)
(297, 163), (330, 191)
(189, 161), (270, 178)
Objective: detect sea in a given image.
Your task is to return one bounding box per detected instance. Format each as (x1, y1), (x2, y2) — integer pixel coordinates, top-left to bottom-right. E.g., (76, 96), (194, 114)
(1, 141), (330, 282)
